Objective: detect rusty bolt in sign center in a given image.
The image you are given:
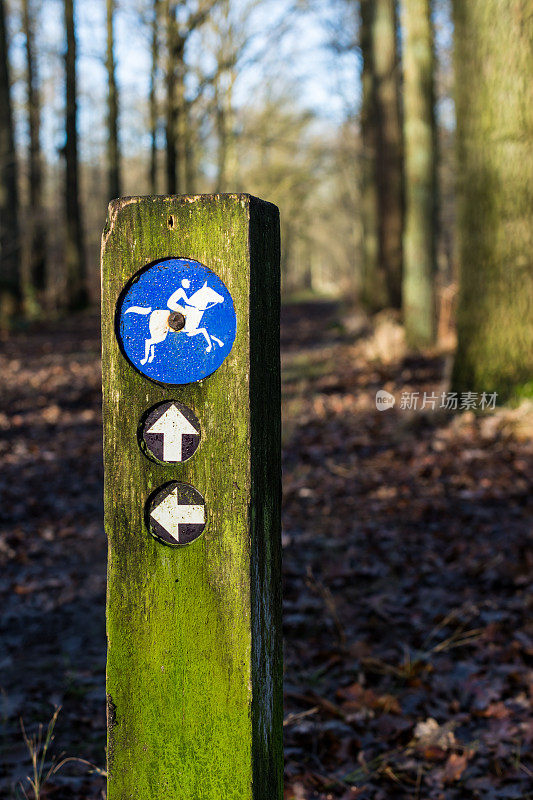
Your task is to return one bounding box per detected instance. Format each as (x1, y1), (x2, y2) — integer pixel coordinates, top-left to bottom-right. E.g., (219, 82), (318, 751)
(167, 310), (185, 331)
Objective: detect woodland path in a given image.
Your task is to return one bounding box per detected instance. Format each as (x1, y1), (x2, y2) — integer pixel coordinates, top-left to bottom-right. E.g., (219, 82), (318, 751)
(0, 303), (531, 799)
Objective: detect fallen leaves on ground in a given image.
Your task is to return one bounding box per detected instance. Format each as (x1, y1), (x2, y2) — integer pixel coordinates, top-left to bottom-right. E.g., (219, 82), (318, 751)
(0, 302), (531, 799)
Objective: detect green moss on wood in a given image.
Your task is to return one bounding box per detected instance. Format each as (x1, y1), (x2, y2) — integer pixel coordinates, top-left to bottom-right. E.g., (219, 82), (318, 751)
(102, 194), (282, 799)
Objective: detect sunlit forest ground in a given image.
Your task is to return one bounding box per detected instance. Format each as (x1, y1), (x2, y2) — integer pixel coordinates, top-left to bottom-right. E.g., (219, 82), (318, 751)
(1, 301), (531, 799)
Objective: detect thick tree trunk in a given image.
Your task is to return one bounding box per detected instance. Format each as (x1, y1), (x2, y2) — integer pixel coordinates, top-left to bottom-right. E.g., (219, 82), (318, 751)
(401, 0), (437, 347)
(106, 0), (121, 200)
(64, 0), (87, 309)
(148, 0), (159, 195)
(22, 0), (46, 296)
(451, 0), (533, 400)
(0, 0), (21, 311)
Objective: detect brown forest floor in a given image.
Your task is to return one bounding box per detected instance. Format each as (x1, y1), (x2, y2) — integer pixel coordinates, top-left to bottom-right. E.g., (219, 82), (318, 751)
(0, 301), (532, 800)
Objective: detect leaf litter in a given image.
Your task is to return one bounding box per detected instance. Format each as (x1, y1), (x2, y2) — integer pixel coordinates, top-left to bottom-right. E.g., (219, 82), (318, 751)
(0, 302), (532, 799)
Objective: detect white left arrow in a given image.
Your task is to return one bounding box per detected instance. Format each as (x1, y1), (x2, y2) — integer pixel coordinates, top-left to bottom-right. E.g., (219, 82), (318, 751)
(146, 404), (198, 461)
(150, 486), (205, 544)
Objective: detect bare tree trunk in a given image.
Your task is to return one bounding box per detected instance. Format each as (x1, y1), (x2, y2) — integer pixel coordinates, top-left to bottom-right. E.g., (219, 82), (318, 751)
(165, 25), (189, 195)
(401, 0), (437, 347)
(212, 0), (239, 193)
(22, 0), (46, 298)
(64, 0), (87, 309)
(215, 82), (227, 191)
(164, 0), (218, 195)
(149, 0), (159, 195)
(106, 0), (121, 200)
(374, 0), (403, 309)
(451, 0), (533, 400)
(184, 100), (196, 194)
(214, 0), (230, 192)
(175, 55), (187, 193)
(0, 0), (20, 314)
(214, 71), (236, 193)
(165, 1), (178, 194)
(359, 0), (387, 311)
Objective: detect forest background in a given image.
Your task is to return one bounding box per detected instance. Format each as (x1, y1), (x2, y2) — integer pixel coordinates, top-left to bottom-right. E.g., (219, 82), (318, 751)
(2, 0), (456, 336)
(0, 0), (532, 798)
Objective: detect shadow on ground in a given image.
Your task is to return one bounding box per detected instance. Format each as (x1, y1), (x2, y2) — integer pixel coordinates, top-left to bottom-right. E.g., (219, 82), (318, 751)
(0, 303), (531, 799)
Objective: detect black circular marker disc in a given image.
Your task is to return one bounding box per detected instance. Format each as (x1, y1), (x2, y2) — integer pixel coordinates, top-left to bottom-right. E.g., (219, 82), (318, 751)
(139, 401), (201, 464)
(147, 482), (206, 547)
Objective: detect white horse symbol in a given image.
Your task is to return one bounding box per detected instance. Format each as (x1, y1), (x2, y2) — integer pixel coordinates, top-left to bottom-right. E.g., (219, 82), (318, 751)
(125, 279), (225, 365)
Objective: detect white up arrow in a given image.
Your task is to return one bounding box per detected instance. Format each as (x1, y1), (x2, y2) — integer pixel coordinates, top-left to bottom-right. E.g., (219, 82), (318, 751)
(150, 486), (205, 544)
(146, 404), (198, 461)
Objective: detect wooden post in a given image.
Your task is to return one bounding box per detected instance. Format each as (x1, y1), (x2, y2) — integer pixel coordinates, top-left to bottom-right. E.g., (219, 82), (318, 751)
(101, 194), (282, 799)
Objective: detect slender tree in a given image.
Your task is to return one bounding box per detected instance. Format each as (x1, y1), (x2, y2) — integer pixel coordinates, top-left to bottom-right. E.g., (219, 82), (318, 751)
(374, 0), (403, 309)
(22, 0), (46, 298)
(64, 0), (87, 309)
(359, 0), (403, 311)
(215, 82), (227, 191)
(148, 0), (160, 194)
(0, 0), (20, 313)
(451, 0), (533, 400)
(213, 0), (238, 192)
(401, 0), (437, 347)
(106, 0), (121, 199)
(164, 0), (219, 195)
(359, 0), (386, 311)
(174, 47), (187, 193)
(165, 0), (179, 194)
(184, 97), (196, 193)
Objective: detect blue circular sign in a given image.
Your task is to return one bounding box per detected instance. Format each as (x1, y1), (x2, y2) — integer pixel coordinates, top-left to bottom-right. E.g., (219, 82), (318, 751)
(116, 258), (237, 385)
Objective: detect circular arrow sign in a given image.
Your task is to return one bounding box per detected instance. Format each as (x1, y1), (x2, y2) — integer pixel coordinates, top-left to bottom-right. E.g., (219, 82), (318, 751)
(147, 482), (206, 546)
(140, 401), (200, 464)
(116, 258), (237, 385)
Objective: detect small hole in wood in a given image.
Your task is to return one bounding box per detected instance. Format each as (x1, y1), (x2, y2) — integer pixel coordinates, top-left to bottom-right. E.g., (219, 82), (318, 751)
(168, 216), (174, 229)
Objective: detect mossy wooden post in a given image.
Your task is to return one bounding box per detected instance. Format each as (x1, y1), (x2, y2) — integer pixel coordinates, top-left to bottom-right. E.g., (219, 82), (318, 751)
(101, 194), (282, 800)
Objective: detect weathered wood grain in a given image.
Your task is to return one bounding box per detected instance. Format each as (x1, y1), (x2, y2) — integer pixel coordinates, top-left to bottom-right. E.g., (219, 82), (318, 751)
(101, 194), (282, 799)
